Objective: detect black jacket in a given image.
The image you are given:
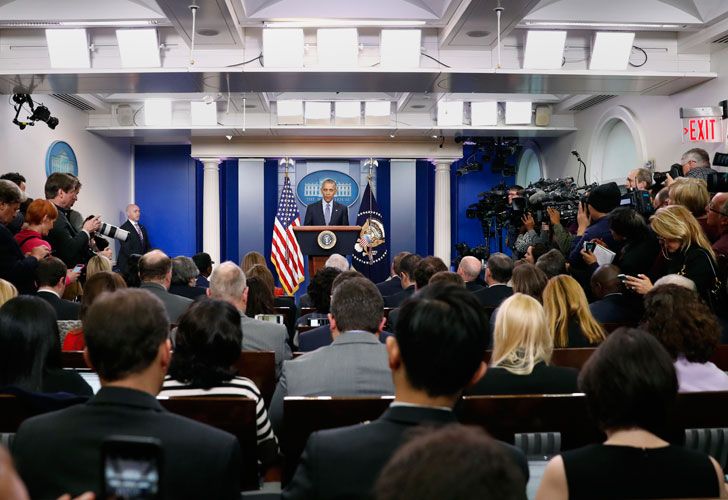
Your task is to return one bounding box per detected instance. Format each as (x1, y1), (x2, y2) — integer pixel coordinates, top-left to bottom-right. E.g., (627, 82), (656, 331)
(467, 362), (578, 395)
(13, 386), (241, 500)
(383, 285), (415, 308)
(117, 220), (151, 273)
(45, 206), (94, 267)
(375, 276), (402, 297)
(473, 284), (513, 308)
(0, 223), (38, 293)
(37, 290), (81, 320)
(303, 200), (349, 226)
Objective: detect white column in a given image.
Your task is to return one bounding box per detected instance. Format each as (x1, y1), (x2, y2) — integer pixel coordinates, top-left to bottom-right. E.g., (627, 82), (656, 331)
(200, 157), (221, 264)
(433, 159), (455, 269)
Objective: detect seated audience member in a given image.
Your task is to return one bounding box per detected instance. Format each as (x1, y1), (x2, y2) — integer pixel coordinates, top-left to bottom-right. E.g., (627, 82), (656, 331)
(374, 425), (527, 500)
(710, 196), (728, 256)
(0, 180), (48, 293)
(643, 285), (728, 392)
(62, 272), (127, 351)
(589, 264), (641, 325)
(653, 273), (696, 290)
(512, 263), (548, 301)
(208, 262), (291, 377)
(469, 294), (577, 395)
(0, 296), (91, 396)
(139, 250), (193, 323)
(543, 275), (605, 348)
(413, 256), (448, 290)
(12, 289), (242, 499)
(84, 254), (111, 278)
(158, 299), (278, 468)
(536, 328), (725, 500)
(245, 276), (276, 318)
(299, 270), (394, 352)
(606, 207), (659, 277)
(376, 251), (410, 297)
(473, 252), (514, 308)
(456, 256), (484, 292)
(247, 263), (295, 311)
(297, 267), (341, 327)
(283, 284), (528, 499)
(192, 251), (214, 288)
(525, 242), (548, 265)
(169, 256), (206, 299)
(0, 278), (17, 307)
(241, 250), (266, 274)
(383, 253), (421, 307)
(324, 253), (350, 272)
(669, 177), (711, 235)
(625, 205), (720, 311)
(271, 277), (394, 433)
(428, 271), (465, 288)
(535, 249), (567, 279)
(121, 253), (142, 287)
(14, 199), (56, 255)
(0, 445), (34, 500)
(36, 257), (81, 321)
(569, 182), (621, 268)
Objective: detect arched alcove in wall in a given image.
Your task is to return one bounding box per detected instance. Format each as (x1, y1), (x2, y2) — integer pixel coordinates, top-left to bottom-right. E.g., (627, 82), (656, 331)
(516, 140), (545, 187)
(588, 106), (647, 184)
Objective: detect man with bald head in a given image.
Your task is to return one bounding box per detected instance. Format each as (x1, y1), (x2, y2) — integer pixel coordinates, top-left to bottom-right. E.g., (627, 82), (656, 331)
(118, 203), (150, 273)
(139, 250), (192, 323)
(706, 192), (728, 243)
(589, 264), (640, 325)
(456, 256), (484, 292)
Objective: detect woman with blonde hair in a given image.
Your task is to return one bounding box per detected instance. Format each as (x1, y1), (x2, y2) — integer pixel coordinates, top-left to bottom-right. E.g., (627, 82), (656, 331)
(469, 293), (577, 395)
(0, 278), (17, 307)
(85, 254), (112, 278)
(669, 177), (710, 235)
(543, 275), (605, 348)
(624, 205), (720, 310)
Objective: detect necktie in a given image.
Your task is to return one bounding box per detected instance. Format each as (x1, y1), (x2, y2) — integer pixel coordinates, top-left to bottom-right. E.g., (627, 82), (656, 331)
(325, 203), (331, 225)
(134, 223), (143, 242)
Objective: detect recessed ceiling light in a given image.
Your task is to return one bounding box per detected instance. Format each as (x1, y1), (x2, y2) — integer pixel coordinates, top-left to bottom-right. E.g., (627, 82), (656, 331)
(196, 29), (219, 37)
(410, 104), (426, 109)
(265, 19), (426, 28)
(244, 104), (257, 109)
(466, 30), (490, 38)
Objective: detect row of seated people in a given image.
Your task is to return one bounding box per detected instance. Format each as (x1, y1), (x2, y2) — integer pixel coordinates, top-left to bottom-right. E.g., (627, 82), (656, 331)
(1, 280), (726, 499)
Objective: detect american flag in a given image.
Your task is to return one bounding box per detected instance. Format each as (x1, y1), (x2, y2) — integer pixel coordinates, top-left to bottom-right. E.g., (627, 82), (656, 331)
(271, 176), (305, 295)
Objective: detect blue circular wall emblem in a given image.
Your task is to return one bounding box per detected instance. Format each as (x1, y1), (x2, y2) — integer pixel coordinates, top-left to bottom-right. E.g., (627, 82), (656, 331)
(45, 141), (78, 177)
(296, 170), (360, 207)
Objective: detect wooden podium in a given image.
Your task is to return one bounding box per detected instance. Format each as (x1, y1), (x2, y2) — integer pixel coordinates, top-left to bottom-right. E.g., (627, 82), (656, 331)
(293, 225), (361, 278)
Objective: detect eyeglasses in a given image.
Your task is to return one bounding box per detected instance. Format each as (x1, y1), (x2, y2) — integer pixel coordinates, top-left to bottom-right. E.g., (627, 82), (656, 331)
(709, 206), (728, 217)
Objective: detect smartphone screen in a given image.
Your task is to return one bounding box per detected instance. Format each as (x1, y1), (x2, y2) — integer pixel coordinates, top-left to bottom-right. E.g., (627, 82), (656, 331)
(72, 264), (85, 273)
(102, 436), (162, 500)
(255, 314), (284, 325)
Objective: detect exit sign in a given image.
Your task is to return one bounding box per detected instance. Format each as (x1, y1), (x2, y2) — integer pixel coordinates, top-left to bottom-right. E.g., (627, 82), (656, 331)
(683, 117), (722, 143)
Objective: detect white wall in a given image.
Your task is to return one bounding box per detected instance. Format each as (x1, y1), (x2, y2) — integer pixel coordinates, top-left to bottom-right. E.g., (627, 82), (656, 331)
(0, 95), (133, 253)
(541, 46), (728, 182)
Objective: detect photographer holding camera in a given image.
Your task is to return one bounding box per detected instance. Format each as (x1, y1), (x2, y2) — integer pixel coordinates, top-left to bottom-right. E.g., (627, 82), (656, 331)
(44, 173), (101, 267)
(568, 182), (621, 269)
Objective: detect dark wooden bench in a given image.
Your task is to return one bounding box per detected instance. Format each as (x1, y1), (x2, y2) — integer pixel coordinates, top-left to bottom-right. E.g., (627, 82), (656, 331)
(61, 350), (277, 406)
(281, 391), (728, 480)
(0, 394), (260, 491)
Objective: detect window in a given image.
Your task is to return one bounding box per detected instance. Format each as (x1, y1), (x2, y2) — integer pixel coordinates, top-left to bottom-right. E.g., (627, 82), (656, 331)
(517, 147), (543, 187)
(601, 120), (638, 183)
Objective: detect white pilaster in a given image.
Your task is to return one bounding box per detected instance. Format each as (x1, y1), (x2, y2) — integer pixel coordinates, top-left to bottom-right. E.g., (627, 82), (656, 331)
(433, 159), (456, 269)
(200, 157), (221, 264)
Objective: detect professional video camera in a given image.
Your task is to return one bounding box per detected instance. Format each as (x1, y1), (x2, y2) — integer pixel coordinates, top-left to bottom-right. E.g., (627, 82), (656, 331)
(619, 188), (655, 217)
(707, 152), (728, 192)
(511, 177), (593, 226)
(453, 243), (489, 269)
(465, 183), (510, 225)
(653, 163), (682, 185)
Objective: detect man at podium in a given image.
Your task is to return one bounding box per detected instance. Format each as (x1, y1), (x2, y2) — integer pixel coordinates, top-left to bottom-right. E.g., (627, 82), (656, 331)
(304, 179), (349, 226)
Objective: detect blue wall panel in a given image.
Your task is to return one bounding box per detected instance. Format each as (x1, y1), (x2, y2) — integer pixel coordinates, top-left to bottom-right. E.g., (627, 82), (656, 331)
(134, 145), (197, 257)
(221, 159), (239, 262)
(415, 160), (435, 257)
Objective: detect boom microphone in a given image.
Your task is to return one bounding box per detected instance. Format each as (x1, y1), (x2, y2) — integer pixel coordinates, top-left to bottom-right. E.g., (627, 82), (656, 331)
(571, 150), (581, 159)
(528, 190), (548, 205)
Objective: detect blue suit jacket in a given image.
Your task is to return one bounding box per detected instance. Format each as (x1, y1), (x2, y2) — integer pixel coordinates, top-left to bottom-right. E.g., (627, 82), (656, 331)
(304, 200), (349, 226)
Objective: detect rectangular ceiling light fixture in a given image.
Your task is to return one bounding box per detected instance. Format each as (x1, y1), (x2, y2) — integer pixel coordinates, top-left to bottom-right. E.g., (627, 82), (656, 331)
(335, 101), (361, 126)
(45, 29), (90, 68)
(590, 32), (635, 71)
(437, 101), (464, 127)
(365, 101), (391, 126)
(305, 101), (332, 125)
(277, 100), (304, 125)
(505, 102), (533, 125)
(116, 29), (161, 68)
(380, 29), (421, 69)
(523, 30), (566, 70)
(263, 28), (304, 68)
(265, 20), (426, 28)
(190, 101), (218, 127)
(144, 99), (172, 127)
(471, 102), (498, 126)
(317, 28), (359, 67)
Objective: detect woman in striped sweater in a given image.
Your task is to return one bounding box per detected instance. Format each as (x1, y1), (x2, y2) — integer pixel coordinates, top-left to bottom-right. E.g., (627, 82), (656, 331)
(158, 299), (279, 470)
